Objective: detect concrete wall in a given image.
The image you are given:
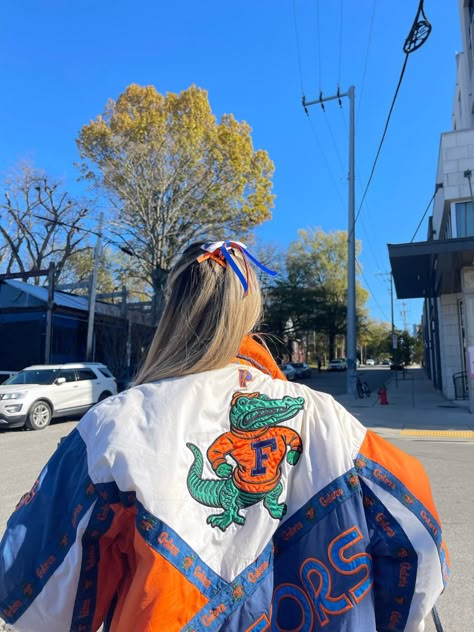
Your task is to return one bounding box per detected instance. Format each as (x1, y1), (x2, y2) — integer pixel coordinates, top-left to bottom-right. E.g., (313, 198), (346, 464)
(461, 267), (474, 412)
(453, 0), (474, 130)
(438, 293), (464, 399)
(432, 2), (474, 237)
(420, 3), (474, 407)
(432, 129), (474, 236)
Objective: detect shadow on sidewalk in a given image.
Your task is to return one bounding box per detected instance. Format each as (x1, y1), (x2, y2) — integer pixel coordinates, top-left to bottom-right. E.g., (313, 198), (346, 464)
(334, 367), (474, 432)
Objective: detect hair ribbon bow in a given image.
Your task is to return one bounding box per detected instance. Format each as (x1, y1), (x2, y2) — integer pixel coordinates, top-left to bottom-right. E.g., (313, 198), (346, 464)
(198, 240), (277, 294)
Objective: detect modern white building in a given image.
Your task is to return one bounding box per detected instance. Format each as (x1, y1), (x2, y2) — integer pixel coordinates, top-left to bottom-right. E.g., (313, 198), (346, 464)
(389, 0), (474, 410)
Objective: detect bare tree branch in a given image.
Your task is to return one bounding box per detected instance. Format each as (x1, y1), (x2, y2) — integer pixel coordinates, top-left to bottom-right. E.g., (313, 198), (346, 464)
(0, 163), (93, 283)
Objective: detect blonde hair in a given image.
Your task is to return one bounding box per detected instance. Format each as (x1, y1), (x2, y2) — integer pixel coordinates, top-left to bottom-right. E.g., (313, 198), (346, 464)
(134, 242), (263, 385)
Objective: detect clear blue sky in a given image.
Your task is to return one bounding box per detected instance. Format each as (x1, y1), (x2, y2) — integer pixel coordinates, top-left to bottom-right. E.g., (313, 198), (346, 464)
(1, 1), (461, 330)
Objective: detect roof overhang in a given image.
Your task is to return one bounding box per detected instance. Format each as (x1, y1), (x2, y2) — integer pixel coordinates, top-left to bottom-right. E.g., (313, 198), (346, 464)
(388, 237), (474, 299)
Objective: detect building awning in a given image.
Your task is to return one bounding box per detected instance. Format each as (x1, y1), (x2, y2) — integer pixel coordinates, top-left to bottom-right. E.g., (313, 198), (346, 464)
(388, 237), (474, 299)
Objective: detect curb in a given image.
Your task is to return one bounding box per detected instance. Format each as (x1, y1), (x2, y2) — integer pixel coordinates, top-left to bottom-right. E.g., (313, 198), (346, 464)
(400, 429), (474, 438)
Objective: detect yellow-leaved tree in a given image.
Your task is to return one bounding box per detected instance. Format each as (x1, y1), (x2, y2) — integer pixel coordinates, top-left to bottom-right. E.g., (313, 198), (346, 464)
(76, 84), (275, 308)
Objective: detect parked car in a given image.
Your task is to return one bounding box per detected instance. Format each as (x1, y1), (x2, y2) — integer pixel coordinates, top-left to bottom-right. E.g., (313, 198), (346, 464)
(328, 358), (347, 371)
(0, 363), (117, 431)
(280, 364), (296, 380)
(287, 362), (312, 378)
(381, 359), (390, 366)
(365, 358), (376, 366)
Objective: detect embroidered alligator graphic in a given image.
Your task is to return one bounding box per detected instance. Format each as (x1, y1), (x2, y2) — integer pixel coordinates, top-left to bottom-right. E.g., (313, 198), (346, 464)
(186, 392), (304, 531)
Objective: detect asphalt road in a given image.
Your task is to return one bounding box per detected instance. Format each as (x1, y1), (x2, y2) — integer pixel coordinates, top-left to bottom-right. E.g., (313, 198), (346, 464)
(0, 369), (472, 631)
(301, 365), (390, 398)
(389, 438), (473, 632)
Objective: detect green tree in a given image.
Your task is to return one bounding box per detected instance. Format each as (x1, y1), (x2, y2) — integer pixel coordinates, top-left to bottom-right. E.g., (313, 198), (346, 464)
(363, 319), (392, 361)
(284, 228), (369, 359)
(77, 84), (275, 309)
(59, 248), (117, 295)
(412, 325), (424, 364)
(396, 330), (416, 366)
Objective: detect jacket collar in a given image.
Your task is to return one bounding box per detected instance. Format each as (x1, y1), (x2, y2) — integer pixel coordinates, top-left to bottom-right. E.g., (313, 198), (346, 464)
(234, 335), (286, 381)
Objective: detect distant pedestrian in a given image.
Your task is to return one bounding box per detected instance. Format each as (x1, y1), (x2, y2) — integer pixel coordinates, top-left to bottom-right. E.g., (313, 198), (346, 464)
(317, 356), (322, 372)
(0, 239), (449, 631)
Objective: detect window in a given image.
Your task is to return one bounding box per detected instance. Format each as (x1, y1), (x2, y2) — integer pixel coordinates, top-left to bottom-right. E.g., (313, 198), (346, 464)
(77, 369), (97, 381)
(455, 201), (474, 237)
(6, 369), (59, 385)
(56, 370), (76, 383)
(98, 366), (113, 378)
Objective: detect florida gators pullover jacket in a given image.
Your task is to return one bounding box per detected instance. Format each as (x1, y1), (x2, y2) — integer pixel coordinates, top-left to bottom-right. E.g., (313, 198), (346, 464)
(0, 352), (449, 632)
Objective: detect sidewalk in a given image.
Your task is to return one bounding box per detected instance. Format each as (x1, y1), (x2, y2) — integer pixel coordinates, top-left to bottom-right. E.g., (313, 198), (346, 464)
(333, 367), (474, 438)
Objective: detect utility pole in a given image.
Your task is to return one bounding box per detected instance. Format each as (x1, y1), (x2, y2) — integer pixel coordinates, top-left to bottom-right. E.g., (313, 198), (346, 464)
(86, 212), (104, 361)
(376, 271), (396, 359)
(303, 86), (356, 395)
(401, 301), (408, 332)
(390, 272), (397, 364)
(44, 262), (55, 364)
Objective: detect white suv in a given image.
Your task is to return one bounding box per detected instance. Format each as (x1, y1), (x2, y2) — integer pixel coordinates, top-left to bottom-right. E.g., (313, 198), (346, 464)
(0, 363), (117, 431)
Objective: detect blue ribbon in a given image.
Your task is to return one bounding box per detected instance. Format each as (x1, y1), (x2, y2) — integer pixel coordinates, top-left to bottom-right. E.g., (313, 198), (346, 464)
(201, 240), (277, 294)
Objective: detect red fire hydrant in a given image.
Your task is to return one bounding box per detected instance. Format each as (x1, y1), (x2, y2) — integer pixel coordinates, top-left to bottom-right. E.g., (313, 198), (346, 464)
(378, 384), (388, 405)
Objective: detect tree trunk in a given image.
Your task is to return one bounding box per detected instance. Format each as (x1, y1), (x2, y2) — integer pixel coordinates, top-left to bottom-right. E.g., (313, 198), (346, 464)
(151, 265), (168, 324)
(328, 333), (336, 360)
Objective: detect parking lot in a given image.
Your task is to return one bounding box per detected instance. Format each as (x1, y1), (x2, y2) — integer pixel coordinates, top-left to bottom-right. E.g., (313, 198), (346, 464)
(0, 420), (78, 533)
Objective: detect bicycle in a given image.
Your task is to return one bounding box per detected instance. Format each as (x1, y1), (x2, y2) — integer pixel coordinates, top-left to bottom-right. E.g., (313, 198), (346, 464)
(356, 374), (371, 398)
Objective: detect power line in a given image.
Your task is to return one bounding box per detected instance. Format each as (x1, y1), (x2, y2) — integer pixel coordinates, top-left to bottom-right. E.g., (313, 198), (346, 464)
(32, 214), (98, 237)
(306, 97), (388, 320)
(354, 0), (432, 229)
(410, 184), (442, 242)
(322, 107), (346, 174)
(354, 54), (409, 227)
(357, 260), (391, 323)
(32, 214), (137, 257)
(303, 114), (346, 213)
(323, 113), (386, 275)
(353, 163), (385, 272)
(356, 0), (377, 128)
(291, 0), (305, 95)
(337, 0), (344, 86)
(332, 105), (386, 276)
(293, 3), (347, 231)
(303, 86), (357, 395)
(357, 213), (384, 272)
(316, 0), (322, 90)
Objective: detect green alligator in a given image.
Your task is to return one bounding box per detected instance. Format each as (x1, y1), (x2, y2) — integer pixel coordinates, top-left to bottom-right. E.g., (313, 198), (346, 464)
(186, 391), (304, 531)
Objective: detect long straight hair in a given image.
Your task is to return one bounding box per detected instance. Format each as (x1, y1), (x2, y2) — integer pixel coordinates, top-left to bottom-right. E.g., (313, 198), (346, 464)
(134, 243), (263, 385)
